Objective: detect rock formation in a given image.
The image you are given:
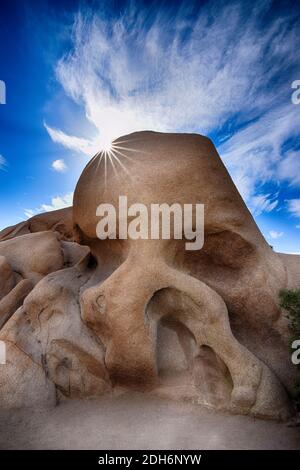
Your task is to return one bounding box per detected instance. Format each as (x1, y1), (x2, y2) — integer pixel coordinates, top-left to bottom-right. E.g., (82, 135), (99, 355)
(0, 131), (299, 419)
(0, 207), (73, 242)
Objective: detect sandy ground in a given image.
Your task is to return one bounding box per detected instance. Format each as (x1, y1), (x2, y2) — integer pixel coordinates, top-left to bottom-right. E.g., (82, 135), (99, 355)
(0, 393), (299, 450)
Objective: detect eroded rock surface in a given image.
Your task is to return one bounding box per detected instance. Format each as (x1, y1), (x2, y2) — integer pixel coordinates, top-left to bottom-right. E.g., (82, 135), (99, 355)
(0, 131), (299, 419)
(0, 207), (73, 242)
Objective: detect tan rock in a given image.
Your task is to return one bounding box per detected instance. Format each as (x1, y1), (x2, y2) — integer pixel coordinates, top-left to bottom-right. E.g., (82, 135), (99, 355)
(0, 231), (64, 284)
(0, 340), (55, 408)
(0, 279), (33, 329)
(73, 131), (299, 418)
(0, 207), (73, 242)
(0, 255), (15, 300)
(0, 131), (299, 419)
(46, 339), (111, 398)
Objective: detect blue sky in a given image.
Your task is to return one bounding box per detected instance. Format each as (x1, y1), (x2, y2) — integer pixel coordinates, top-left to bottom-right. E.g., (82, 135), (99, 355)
(0, 0), (299, 253)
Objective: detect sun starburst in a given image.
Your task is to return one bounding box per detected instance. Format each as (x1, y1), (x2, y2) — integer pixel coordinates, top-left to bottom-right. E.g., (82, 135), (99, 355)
(85, 138), (142, 188)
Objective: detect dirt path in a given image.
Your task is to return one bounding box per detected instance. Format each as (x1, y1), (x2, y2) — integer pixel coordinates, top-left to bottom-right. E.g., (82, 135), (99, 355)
(0, 393), (299, 450)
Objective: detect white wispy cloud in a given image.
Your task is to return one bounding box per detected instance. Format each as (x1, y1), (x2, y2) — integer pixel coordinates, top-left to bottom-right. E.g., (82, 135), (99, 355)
(24, 192), (73, 218)
(45, 123), (96, 155)
(250, 193), (279, 217)
(269, 230), (284, 240)
(0, 154), (6, 169)
(44, 2), (300, 216)
(287, 199), (300, 218)
(52, 159), (68, 172)
(277, 151), (300, 187)
(219, 104), (300, 203)
(24, 209), (36, 219)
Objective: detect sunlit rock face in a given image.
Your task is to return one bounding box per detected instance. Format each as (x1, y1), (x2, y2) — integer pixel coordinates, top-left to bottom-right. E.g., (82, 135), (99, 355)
(0, 131), (299, 419)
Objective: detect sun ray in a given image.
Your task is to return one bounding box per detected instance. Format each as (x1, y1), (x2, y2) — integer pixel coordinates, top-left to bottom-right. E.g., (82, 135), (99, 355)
(95, 150), (105, 173)
(110, 145), (135, 161)
(112, 144), (145, 155)
(111, 149), (133, 175)
(110, 151), (131, 177)
(111, 147), (133, 167)
(113, 137), (148, 146)
(108, 150), (119, 179)
(84, 137), (145, 183)
(104, 151), (107, 188)
(84, 152), (99, 170)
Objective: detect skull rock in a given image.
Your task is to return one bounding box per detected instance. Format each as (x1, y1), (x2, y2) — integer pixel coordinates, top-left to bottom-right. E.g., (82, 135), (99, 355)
(73, 131), (299, 418)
